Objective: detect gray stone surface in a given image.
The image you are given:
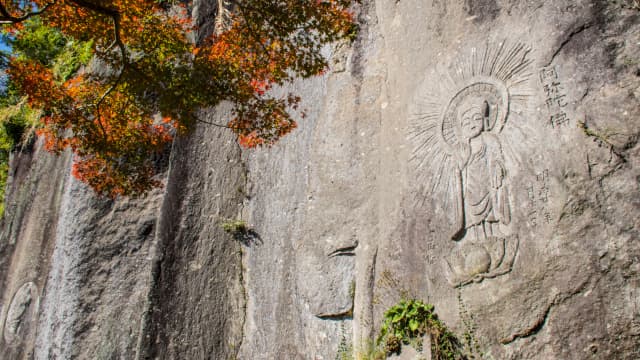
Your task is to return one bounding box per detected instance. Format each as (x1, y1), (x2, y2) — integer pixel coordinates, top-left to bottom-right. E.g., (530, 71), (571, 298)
(0, 1), (639, 359)
(4, 282), (38, 346)
(140, 106), (245, 360)
(33, 175), (164, 360)
(367, 1), (640, 359)
(0, 141), (71, 359)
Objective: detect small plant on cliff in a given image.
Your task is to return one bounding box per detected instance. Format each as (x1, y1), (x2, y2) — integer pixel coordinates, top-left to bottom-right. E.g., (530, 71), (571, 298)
(220, 219), (248, 235)
(377, 299), (463, 360)
(220, 218), (262, 246)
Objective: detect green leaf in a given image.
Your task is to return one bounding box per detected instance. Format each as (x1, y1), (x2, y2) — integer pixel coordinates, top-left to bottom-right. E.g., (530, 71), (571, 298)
(392, 313), (404, 323)
(409, 318), (419, 332)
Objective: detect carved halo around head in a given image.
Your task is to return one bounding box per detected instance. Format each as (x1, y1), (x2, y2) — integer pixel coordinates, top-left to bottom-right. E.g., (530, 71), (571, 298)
(441, 77), (510, 149)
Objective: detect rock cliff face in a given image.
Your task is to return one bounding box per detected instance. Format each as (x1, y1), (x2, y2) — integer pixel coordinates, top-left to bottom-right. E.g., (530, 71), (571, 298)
(1, 0), (639, 359)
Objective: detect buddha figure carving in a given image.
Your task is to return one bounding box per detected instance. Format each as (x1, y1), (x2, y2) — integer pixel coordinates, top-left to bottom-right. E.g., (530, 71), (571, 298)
(410, 43), (532, 287)
(443, 82), (518, 287)
(456, 91), (510, 237)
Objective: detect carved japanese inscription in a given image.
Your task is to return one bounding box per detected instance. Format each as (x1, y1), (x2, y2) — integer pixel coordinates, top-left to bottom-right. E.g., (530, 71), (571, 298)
(526, 169), (552, 226)
(539, 66), (571, 128)
(410, 42), (533, 287)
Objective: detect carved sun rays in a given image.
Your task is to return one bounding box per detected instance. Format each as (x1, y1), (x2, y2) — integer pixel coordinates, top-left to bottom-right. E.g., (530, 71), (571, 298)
(408, 41), (534, 212)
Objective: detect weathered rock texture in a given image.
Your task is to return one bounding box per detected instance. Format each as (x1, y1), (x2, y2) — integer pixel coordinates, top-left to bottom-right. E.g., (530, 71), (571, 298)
(1, 0), (639, 359)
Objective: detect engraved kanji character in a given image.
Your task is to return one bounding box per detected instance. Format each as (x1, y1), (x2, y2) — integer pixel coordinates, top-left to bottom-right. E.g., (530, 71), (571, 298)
(538, 186), (549, 203)
(550, 112), (570, 127)
(543, 82), (563, 98)
(544, 83), (568, 108)
(527, 184), (535, 200)
(528, 209), (538, 226)
(554, 94), (568, 107)
(539, 67), (558, 83)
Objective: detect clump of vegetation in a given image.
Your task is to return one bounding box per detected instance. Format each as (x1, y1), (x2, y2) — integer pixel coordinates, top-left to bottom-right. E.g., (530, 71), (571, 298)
(377, 299), (463, 360)
(220, 218), (262, 246)
(2, 0), (357, 197)
(7, 19), (93, 82)
(220, 219), (248, 235)
(0, 97), (40, 215)
(0, 20), (93, 216)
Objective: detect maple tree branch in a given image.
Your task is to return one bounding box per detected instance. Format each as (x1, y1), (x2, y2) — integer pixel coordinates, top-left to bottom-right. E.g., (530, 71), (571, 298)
(237, 1), (305, 36)
(68, 0), (128, 64)
(234, 1), (270, 54)
(65, 0), (130, 128)
(196, 118), (231, 128)
(95, 65), (125, 113)
(0, 2), (55, 24)
(67, 0), (118, 19)
(93, 113), (110, 142)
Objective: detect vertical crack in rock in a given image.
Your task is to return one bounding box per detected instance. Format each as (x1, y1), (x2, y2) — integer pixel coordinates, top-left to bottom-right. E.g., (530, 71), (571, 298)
(234, 143), (249, 360)
(546, 23), (593, 67)
(134, 138), (179, 360)
(364, 247), (378, 341)
(350, 0), (373, 91)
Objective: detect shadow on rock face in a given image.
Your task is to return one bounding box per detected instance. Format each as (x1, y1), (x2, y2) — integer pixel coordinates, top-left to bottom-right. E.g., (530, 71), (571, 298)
(232, 228), (263, 247)
(464, 0), (500, 23)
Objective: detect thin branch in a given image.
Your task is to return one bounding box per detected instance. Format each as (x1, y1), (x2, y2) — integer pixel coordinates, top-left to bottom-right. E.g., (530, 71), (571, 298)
(68, 0), (128, 64)
(196, 118), (231, 128)
(63, 0), (129, 142)
(95, 66), (125, 111)
(0, 2), (55, 24)
(234, 1), (270, 54)
(239, 1), (306, 36)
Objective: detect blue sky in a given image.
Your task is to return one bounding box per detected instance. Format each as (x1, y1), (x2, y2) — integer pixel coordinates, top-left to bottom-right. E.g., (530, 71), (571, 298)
(0, 39), (8, 92)
(0, 37), (9, 53)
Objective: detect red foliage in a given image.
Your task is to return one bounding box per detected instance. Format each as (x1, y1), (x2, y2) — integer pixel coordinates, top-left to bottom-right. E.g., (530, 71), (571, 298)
(3, 0), (357, 197)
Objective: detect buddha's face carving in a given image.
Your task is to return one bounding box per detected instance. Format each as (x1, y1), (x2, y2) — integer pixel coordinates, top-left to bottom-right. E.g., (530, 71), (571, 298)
(459, 97), (489, 140)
